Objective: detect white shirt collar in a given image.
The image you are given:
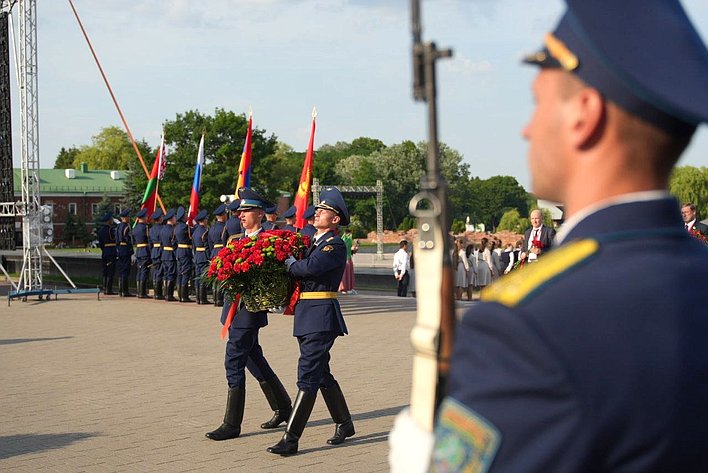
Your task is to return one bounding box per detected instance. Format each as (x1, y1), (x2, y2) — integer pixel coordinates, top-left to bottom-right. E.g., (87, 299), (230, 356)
(245, 227), (262, 238)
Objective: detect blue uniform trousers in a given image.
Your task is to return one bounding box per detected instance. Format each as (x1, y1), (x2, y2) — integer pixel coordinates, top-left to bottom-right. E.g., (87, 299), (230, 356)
(162, 259), (176, 282)
(136, 256), (150, 283)
(102, 254), (116, 278)
(177, 251), (193, 286)
(151, 259), (162, 283)
(117, 255), (131, 279)
(225, 326), (277, 389)
(296, 332), (337, 393)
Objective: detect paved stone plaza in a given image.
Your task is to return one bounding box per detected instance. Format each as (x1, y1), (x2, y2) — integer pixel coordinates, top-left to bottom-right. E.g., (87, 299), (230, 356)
(0, 292), (470, 472)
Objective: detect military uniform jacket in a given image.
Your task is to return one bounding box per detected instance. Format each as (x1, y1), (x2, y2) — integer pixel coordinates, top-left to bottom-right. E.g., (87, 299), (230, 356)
(300, 224), (316, 240)
(115, 222), (134, 257)
(433, 197), (708, 472)
(132, 222), (150, 259)
(208, 221), (226, 259)
(192, 224), (210, 265)
(159, 223), (177, 261)
(97, 224), (117, 257)
(289, 230), (348, 337)
(219, 226), (269, 329)
(225, 216), (242, 240)
(175, 221), (192, 256)
(150, 223), (163, 260)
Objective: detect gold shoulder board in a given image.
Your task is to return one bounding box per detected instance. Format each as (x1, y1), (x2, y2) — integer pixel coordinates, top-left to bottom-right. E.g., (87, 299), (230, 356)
(481, 239), (599, 307)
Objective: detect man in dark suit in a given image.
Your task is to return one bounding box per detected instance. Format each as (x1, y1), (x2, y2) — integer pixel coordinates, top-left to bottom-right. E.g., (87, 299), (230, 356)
(520, 208), (556, 264)
(205, 188), (292, 441)
(267, 187), (355, 456)
(681, 202), (708, 236)
(390, 1), (708, 471)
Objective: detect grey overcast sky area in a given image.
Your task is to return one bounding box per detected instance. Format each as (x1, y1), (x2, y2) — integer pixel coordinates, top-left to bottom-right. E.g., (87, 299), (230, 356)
(7, 0), (708, 191)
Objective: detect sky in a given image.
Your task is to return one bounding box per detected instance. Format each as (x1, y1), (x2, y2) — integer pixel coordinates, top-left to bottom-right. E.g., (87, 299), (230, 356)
(6, 0), (708, 191)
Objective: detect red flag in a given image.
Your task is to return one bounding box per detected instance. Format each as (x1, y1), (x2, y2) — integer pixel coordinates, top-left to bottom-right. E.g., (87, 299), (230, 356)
(234, 110), (253, 195)
(294, 108), (316, 229)
(139, 147), (161, 220)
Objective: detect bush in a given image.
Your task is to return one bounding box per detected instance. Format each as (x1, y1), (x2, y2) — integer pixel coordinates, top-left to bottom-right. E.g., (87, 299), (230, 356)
(451, 219), (466, 234)
(398, 215), (416, 232)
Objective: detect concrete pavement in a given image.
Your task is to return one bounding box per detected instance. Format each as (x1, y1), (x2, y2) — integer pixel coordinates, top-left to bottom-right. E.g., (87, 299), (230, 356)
(0, 291), (454, 472)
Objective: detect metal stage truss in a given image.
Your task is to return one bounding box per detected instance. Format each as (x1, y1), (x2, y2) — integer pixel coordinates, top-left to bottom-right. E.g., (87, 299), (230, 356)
(311, 178), (384, 258)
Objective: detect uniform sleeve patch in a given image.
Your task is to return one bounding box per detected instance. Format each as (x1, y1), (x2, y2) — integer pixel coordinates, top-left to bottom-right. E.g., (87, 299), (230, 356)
(321, 245), (334, 252)
(481, 238), (599, 307)
(431, 397), (501, 473)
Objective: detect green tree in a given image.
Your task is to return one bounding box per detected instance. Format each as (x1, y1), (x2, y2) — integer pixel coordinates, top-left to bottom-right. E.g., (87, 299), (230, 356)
(472, 176), (530, 231)
(497, 209), (527, 233)
(669, 165), (708, 218)
(63, 212), (89, 246)
(54, 146), (80, 169)
(73, 126), (152, 170)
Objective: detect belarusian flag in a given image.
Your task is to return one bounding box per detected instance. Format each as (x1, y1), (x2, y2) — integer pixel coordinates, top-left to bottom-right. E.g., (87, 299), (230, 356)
(294, 108), (316, 229)
(140, 131), (166, 220)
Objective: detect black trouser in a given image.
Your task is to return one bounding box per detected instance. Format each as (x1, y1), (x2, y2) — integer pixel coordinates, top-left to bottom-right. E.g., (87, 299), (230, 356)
(397, 271), (409, 297)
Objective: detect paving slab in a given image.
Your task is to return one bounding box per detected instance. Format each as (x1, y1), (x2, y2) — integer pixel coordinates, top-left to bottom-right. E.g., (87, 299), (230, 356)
(0, 291), (453, 472)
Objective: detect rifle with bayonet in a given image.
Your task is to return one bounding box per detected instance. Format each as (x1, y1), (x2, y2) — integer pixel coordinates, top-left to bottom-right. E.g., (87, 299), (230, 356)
(407, 0), (455, 432)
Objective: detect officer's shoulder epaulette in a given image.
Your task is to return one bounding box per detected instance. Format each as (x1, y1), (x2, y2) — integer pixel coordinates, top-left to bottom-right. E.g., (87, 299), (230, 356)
(481, 238), (599, 308)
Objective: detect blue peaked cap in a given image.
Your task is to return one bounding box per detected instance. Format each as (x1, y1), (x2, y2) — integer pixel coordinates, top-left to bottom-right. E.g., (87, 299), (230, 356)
(151, 208), (164, 220)
(524, 0), (708, 135)
(136, 208), (148, 219)
(212, 203), (227, 216)
(175, 206), (186, 221)
(237, 187), (273, 211)
(195, 209), (208, 221)
(164, 208), (176, 220)
(303, 205), (316, 220)
(282, 206), (297, 219)
(316, 187), (349, 226)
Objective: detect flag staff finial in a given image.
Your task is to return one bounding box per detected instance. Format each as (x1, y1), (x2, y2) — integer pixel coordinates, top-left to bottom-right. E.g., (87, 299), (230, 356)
(312, 106), (317, 119)
(248, 106), (253, 118)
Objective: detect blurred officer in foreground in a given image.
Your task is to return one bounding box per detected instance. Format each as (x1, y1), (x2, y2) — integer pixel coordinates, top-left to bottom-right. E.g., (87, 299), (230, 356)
(132, 208), (151, 299)
(97, 212), (117, 295)
(115, 209), (135, 297)
(160, 209), (177, 302)
(281, 206), (299, 232)
(192, 209), (211, 304)
(206, 187), (292, 441)
(263, 204), (279, 230)
(268, 187), (354, 456)
(389, 1), (708, 471)
(150, 209), (164, 300)
(299, 205), (316, 240)
(208, 204), (228, 307)
(175, 206), (194, 303)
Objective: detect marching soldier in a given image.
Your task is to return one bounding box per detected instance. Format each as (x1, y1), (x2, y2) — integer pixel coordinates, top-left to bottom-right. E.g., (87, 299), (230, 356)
(97, 212), (117, 295)
(192, 209), (211, 305)
(300, 205), (316, 240)
(281, 206), (299, 232)
(208, 204), (228, 307)
(116, 209), (135, 297)
(132, 208), (151, 299)
(150, 209), (164, 300)
(175, 206), (194, 303)
(160, 209), (178, 302)
(267, 187), (354, 456)
(206, 187), (292, 441)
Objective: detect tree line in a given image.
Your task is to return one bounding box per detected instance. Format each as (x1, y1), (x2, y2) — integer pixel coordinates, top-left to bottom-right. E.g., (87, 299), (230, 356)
(55, 108), (708, 236)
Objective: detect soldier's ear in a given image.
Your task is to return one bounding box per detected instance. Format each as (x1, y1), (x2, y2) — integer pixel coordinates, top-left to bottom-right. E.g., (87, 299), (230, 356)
(332, 215), (341, 225)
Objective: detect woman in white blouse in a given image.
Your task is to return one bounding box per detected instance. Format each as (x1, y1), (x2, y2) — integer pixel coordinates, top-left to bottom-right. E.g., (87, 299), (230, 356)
(465, 244), (477, 301)
(476, 237), (492, 290)
(454, 238), (469, 300)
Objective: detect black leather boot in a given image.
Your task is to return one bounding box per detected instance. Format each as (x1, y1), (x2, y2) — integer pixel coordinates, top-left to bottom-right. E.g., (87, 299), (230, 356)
(106, 276), (116, 295)
(121, 277), (135, 297)
(195, 282), (202, 304)
(102, 277), (108, 294)
(165, 280), (176, 301)
(154, 280), (164, 300)
(180, 284), (193, 303)
(321, 381), (355, 445)
(259, 377), (292, 429)
(267, 389), (317, 455)
(137, 281), (147, 299)
(214, 284), (224, 307)
(200, 284), (211, 305)
(205, 387), (245, 441)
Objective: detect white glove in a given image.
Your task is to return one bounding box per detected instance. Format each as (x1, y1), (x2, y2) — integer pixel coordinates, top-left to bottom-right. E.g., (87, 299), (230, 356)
(285, 255), (297, 270)
(269, 306), (285, 314)
(388, 407), (435, 473)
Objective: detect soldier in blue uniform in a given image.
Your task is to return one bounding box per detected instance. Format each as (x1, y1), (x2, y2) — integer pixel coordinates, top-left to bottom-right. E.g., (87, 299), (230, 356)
(132, 208), (151, 299)
(192, 209), (211, 305)
(389, 1), (708, 471)
(149, 209), (164, 300)
(208, 204), (228, 307)
(299, 205), (316, 240)
(225, 199), (243, 240)
(160, 209), (178, 302)
(96, 212), (117, 295)
(115, 209), (135, 297)
(281, 206), (299, 232)
(267, 187), (354, 456)
(206, 187), (292, 441)
(263, 205), (279, 230)
(174, 206), (194, 303)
